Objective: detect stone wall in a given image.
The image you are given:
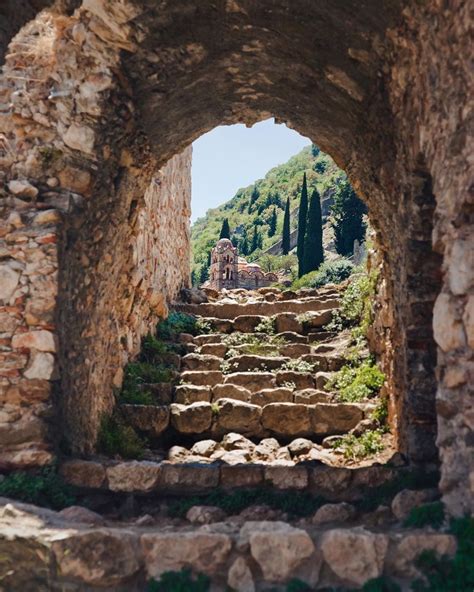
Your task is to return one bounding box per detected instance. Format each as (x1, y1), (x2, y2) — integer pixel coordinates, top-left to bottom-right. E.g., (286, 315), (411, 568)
(0, 0), (471, 516)
(0, 10), (191, 459)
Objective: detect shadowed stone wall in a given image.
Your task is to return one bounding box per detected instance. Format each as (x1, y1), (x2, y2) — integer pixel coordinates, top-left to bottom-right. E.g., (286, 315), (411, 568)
(0, 0), (471, 515)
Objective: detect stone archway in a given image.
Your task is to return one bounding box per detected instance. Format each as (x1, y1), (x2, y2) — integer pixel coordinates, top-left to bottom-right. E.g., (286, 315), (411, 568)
(0, 0), (471, 516)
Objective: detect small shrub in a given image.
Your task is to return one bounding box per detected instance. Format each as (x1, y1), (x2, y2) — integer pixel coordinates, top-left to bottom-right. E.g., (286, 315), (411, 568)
(97, 415), (146, 459)
(119, 361), (174, 404)
(281, 359), (315, 373)
(412, 516), (474, 591)
(0, 466), (75, 510)
(255, 316), (276, 334)
(286, 579), (313, 592)
(293, 258), (354, 291)
(404, 501), (445, 529)
(327, 269), (378, 336)
(140, 334), (171, 363)
(147, 569), (210, 592)
(331, 429), (385, 461)
(371, 397), (389, 427)
(327, 359), (385, 403)
(157, 312), (210, 340)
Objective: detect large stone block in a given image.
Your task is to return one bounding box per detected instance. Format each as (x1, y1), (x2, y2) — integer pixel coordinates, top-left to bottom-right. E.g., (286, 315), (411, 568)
(261, 403), (311, 436)
(170, 402), (212, 434)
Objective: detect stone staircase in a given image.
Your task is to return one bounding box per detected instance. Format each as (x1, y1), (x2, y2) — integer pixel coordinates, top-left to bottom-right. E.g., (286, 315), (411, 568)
(116, 287), (374, 452)
(58, 286), (396, 499)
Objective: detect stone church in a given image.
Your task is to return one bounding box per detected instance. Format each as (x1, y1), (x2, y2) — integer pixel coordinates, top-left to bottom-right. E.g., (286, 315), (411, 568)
(207, 238), (278, 290)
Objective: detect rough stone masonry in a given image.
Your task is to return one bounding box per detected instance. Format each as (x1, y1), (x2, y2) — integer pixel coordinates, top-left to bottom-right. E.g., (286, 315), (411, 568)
(0, 0), (472, 517)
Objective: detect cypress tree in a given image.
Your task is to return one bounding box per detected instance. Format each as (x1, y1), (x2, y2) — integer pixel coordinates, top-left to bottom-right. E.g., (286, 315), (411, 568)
(219, 218), (230, 239)
(282, 197), (291, 255)
(302, 189), (324, 274)
(297, 172), (309, 277)
(240, 228), (249, 255)
(330, 180), (367, 256)
(268, 207), (277, 237)
(251, 225), (262, 253)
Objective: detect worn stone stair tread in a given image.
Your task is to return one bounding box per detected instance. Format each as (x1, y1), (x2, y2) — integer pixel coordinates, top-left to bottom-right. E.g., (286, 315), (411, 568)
(175, 297), (339, 319)
(181, 353), (222, 371)
(174, 384), (211, 404)
(225, 354), (291, 372)
(180, 370), (224, 386)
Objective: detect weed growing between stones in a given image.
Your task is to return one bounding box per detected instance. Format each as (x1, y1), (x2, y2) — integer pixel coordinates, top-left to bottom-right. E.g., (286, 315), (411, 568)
(97, 414), (146, 459)
(147, 569), (210, 592)
(327, 269), (378, 337)
(167, 488), (326, 518)
(119, 362), (174, 405)
(281, 358), (315, 373)
(0, 466), (75, 510)
(326, 359), (385, 403)
(403, 501), (445, 529)
(411, 516), (474, 592)
(223, 331), (284, 357)
(331, 429), (385, 460)
(157, 312), (211, 340)
(255, 316), (276, 334)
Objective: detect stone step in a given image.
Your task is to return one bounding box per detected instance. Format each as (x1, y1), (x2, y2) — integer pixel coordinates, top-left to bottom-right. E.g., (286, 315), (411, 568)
(200, 308), (335, 335)
(127, 399), (366, 440)
(180, 370), (224, 386)
(224, 354), (291, 373)
(175, 296), (339, 319)
(181, 353), (222, 371)
(3, 491), (444, 591)
(174, 384), (333, 407)
(60, 457), (403, 499)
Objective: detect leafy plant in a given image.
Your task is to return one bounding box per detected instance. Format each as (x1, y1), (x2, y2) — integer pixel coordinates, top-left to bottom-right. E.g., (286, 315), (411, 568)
(326, 359), (385, 403)
(0, 466), (75, 510)
(292, 258), (354, 290)
(362, 577), (401, 592)
(147, 569), (210, 592)
(411, 516), (474, 591)
(331, 429), (385, 461)
(327, 270), (378, 337)
(255, 316), (276, 334)
(119, 361), (174, 404)
(404, 502), (445, 529)
(281, 359), (315, 373)
(157, 312), (210, 340)
(97, 415), (146, 459)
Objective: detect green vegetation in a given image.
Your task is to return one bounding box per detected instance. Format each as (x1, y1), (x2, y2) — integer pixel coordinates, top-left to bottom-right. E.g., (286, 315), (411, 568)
(331, 429), (385, 461)
(148, 569), (210, 592)
(223, 331), (284, 357)
(412, 516), (474, 592)
(219, 217), (230, 239)
(97, 414), (146, 459)
(157, 312), (211, 340)
(297, 172), (309, 276)
(331, 178), (367, 256)
(404, 501), (445, 529)
(328, 269), (378, 338)
(191, 144), (353, 282)
(282, 197), (291, 254)
(168, 488), (325, 519)
(326, 359), (385, 403)
(301, 188), (324, 275)
(255, 316), (276, 334)
(281, 359), (315, 373)
(361, 577), (401, 592)
(0, 466), (75, 510)
(291, 259), (354, 291)
(119, 361), (174, 405)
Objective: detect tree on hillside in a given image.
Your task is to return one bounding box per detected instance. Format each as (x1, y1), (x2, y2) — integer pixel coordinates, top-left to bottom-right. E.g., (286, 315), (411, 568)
(330, 180), (367, 256)
(248, 186), (260, 213)
(219, 218), (230, 239)
(268, 207), (277, 237)
(282, 198), (291, 255)
(302, 189), (324, 274)
(239, 228), (249, 255)
(297, 172), (309, 277)
(251, 225), (263, 253)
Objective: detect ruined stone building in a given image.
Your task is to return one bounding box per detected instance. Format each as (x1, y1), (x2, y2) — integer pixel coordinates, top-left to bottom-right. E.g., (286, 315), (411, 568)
(208, 238), (278, 290)
(0, 1), (472, 587)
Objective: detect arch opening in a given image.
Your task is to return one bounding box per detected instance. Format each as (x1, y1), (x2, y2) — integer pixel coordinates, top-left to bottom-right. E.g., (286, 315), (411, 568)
(0, 0), (471, 516)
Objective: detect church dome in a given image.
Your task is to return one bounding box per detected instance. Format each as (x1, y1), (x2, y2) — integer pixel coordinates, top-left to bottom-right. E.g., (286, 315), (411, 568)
(216, 238), (233, 247)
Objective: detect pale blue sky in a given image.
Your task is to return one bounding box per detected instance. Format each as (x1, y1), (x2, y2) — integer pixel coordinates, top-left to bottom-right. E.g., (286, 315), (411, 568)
(191, 119), (310, 222)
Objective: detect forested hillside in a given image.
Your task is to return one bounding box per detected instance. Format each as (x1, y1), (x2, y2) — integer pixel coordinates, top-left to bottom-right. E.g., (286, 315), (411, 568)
(191, 145), (353, 284)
